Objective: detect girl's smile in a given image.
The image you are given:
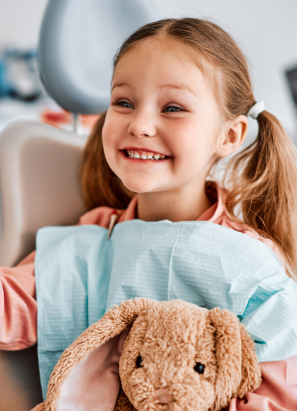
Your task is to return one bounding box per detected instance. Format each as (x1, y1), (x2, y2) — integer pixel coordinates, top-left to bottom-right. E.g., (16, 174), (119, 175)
(120, 148), (172, 161)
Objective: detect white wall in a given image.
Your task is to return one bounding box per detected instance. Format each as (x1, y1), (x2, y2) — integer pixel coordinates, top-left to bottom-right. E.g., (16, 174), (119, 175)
(0, 0), (48, 49)
(1, 0), (297, 140)
(157, 0), (297, 142)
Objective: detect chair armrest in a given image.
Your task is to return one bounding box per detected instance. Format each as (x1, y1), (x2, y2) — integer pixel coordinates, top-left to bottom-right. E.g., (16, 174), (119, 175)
(0, 120), (87, 267)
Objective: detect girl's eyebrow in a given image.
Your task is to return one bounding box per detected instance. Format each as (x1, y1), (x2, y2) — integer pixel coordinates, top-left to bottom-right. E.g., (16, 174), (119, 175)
(160, 83), (198, 97)
(111, 82), (130, 91)
(111, 82), (197, 97)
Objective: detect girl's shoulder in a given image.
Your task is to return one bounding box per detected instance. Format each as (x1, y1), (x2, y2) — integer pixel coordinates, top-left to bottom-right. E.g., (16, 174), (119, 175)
(221, 214), (285, 269)
(212, 183), (286, 269)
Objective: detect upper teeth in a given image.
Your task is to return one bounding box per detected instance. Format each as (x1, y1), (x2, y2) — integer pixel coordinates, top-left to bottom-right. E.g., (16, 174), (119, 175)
(127, 150), (166, 160)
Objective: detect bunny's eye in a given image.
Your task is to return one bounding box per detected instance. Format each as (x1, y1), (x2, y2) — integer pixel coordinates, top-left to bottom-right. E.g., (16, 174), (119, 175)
(136, 355), (143, 368)
(194, 362), (205, 374)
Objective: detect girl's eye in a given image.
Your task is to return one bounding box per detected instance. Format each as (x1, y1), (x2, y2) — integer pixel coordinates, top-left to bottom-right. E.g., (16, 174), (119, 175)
(112, 101), (184, 113)
(113, 100), (134, 109)
(163, 105), (184, 113)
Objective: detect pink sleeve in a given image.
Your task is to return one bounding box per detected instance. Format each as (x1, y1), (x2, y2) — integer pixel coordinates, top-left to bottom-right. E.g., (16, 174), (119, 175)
(0, 206), (115, 351)
(228, 356), (297, 410)
(0, 251), (37, 350)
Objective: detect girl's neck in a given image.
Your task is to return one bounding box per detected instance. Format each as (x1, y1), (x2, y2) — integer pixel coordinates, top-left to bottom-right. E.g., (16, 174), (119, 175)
(136, 182), (213, 222)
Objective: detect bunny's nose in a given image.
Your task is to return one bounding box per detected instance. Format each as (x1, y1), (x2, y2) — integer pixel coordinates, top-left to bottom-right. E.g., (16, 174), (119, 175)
(153, 388), (170, 404)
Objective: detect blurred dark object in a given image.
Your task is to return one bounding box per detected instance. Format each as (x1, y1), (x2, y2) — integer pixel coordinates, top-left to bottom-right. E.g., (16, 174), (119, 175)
(285, 65), (297, 109)
(0, 49), (43, 102)
(40, 108), (100, 130)
(0, 345), (43, 410)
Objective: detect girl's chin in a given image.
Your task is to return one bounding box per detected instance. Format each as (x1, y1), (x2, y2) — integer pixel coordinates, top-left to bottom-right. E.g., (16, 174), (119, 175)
(122, 184), (154, 194)
(121, 179), (162, 194)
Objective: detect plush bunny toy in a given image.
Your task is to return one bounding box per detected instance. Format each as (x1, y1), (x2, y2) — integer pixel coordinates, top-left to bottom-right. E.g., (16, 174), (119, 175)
(32, 298), (261, 411)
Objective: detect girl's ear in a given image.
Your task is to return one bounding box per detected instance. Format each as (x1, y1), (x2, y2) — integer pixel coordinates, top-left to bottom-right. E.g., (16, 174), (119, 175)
(216, 115), (249, 158)
(33, 298), (152, 411)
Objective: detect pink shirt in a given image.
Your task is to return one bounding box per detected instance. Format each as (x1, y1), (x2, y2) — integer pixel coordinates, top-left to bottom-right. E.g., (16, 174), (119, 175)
(0, 182), (296, 410)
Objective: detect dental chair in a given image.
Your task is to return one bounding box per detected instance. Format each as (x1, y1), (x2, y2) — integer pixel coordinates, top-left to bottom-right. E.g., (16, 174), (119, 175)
(0, 122), (86, 411)
(0, 1), (160, 409)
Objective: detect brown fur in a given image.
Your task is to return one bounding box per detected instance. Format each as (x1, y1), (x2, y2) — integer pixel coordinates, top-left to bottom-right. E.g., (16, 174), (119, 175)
(32, 298), (261, 411)
(115, 385), (136, 411)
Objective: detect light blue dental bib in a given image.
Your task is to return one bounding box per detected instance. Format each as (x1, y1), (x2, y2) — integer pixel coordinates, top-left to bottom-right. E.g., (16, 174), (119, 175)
(35, 220), (297, 399)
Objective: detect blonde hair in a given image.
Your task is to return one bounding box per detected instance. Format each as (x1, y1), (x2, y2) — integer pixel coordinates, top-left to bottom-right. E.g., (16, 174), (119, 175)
(80, 18), (297, 279)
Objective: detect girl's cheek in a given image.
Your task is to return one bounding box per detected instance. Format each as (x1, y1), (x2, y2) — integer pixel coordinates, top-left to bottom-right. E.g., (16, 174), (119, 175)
(166, 124), (195, 153)
(102, 124), (115, 163)
(102, 120), (117, 148)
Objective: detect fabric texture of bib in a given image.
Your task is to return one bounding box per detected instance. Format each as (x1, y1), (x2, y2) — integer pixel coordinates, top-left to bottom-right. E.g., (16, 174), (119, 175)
(35, 220), (297, 398)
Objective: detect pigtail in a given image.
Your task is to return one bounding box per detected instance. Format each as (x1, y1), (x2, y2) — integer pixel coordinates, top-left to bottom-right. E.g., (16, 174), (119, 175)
(80, 111), (135, 210)
(223, 110), (297, 278)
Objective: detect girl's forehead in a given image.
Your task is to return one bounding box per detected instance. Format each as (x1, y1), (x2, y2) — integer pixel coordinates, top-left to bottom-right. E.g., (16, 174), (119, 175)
(112, 39), (211, 95)
(114, 38), (201, 72)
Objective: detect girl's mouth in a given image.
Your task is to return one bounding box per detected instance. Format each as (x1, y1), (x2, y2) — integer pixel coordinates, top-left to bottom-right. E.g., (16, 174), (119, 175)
(120, 149), (171, 161)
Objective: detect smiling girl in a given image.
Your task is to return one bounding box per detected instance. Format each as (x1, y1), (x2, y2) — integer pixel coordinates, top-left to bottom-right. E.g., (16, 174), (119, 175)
(1, 18), (297, 410)
(104, 38), (218, 223)
(81, 18), (297, 276)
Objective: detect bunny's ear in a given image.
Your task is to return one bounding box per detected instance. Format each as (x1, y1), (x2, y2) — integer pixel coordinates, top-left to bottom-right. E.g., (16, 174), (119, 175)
(208, 307), (261, 411)
(34, 298), (152, 411)
(31, 403), (45, 411)
(235, 322), (262, 398)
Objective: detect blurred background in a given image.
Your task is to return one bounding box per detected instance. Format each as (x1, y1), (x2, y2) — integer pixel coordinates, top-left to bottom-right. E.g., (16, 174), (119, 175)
(0, 3), (297, 409)
(0, 0), (297, 143)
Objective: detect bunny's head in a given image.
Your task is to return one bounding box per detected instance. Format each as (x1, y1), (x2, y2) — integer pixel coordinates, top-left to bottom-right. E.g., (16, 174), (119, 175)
(32, 298), (261, 411)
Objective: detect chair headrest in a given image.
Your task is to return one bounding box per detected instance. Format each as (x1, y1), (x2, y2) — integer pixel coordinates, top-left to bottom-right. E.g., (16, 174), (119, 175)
(38, 0), (161, 114)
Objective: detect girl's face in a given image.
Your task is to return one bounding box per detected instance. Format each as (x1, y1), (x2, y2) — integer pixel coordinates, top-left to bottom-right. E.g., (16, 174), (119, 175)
(102, 39), (225, 195)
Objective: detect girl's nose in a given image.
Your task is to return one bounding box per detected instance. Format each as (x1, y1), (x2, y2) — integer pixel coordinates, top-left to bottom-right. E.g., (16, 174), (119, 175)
(153, 387), (170, 404)
(128, 112), (156, 138)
